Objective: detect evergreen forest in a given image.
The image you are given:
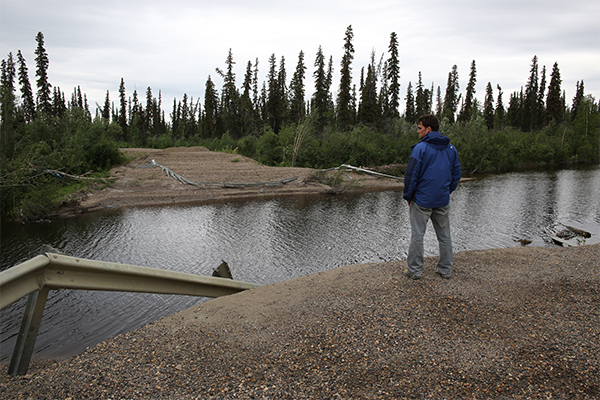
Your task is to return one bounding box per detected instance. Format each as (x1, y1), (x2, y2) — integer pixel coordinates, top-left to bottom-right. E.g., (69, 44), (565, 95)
(1, 29), (599, 220)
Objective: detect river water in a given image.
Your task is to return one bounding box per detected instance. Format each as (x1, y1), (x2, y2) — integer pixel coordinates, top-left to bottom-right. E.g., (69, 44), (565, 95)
(1, 165), (599, 363)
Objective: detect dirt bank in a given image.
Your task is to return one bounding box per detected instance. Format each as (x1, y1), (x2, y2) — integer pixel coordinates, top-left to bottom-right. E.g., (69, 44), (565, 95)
(56, 147), (404, 217)
(1, 244), (598, 399)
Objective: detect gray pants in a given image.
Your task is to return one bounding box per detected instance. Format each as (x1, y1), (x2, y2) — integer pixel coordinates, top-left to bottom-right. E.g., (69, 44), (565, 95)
(407, 202), (453, 277)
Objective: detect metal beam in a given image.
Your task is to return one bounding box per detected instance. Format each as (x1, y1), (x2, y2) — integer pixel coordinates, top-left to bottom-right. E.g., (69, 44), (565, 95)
(1, 254), (260, 311)
(0, 255), (49, 310)
(43, 253), (258, 297)
(0, 253), (261, 375)
(7, 287), (50, 376)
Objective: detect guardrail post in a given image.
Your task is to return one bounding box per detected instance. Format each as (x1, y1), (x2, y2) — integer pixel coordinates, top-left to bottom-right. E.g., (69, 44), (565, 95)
(8, 286), (50, 376)
(1, 253), (260, 376)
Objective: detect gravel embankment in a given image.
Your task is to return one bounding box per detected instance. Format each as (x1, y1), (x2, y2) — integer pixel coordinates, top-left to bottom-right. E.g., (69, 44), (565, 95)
(60, 147), (404, 216)
(1, 244), (598, 399)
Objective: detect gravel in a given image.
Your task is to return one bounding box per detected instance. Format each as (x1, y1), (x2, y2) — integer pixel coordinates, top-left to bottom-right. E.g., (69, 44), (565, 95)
(54, 147), (403, 217)
(1, 244), (598, 399)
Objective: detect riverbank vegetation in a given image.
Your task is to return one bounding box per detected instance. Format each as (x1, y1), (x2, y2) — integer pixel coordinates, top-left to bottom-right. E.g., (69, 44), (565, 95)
(2, 29), (599, 220)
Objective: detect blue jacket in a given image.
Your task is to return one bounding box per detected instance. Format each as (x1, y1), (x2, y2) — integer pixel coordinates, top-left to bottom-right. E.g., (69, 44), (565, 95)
(403, 131), (461, 208)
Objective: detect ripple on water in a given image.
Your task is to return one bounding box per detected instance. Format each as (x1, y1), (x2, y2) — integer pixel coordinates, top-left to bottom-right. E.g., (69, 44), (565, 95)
(1, 166), (599, 361)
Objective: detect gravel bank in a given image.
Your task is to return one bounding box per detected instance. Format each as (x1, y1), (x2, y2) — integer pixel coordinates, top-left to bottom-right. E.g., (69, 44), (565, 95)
(1, 244), (598, 399)
(54, 147), (404, 218)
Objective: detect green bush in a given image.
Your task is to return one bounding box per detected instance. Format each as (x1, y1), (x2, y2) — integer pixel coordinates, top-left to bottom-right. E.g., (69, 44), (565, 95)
(85, 138), (125, 171)
(148, 133), (176, 149)
(237, 135), (257, 158)
(256, 130), (283, 165)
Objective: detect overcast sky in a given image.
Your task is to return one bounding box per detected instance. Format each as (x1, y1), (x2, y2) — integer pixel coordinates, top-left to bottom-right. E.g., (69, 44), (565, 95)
(1, 0), (599, 118)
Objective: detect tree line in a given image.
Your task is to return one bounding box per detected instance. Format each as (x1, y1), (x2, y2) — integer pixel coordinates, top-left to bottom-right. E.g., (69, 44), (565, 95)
(1, 29), (599, 220)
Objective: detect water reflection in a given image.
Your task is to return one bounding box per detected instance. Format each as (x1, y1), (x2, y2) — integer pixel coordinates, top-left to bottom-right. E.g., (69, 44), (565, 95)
(1, 166), (599, 362)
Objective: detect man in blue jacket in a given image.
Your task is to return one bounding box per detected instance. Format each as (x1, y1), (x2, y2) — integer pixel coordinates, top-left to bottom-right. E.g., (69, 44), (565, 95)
(403, 114), (461, 279)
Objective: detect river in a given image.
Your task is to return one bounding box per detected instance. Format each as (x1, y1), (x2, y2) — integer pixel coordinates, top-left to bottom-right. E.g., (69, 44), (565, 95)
(1, 165), (599, 363)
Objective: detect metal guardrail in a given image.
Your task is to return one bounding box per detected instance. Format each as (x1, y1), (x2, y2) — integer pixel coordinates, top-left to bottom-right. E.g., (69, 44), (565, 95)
(0, 253), (260, 376)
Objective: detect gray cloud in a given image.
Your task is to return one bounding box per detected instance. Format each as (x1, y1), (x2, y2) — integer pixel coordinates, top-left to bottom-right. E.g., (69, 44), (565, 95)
(1, 0), (598, 115)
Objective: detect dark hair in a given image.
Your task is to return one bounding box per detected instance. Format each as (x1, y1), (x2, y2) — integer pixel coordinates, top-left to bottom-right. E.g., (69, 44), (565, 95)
(418, 114), (439, 132)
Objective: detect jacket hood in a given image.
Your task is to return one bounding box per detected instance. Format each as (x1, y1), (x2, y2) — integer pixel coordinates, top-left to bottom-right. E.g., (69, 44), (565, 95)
(422, 131), (450, 149)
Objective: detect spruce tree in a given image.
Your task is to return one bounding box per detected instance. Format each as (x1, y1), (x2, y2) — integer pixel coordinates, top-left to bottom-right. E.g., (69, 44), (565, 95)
(171, 98), (180, 136)
(72, 86), (83, 109)
(266, 53), (280, 132)
(378, 60), (389, 120)
(336, 25), (354, 130)
(537, 65), (546, 128)
(156, 90), (165, 135)
(442, 65), (460, 123)
(242, 60), (253, 100)
(358, 51), (380, 125)
(258, 82), (267, 121)
(131, 89), (141, 133)
(118, 78), (127, 134)
(145, 86), (154, 137)
(187, 96), (200, 139)
(289, 51), (306, 124)
(16, 50), (36, 122)
(545, 62), (563, 124)
(415, 72), (427, 117)
(171, 94), (188, 140)
(495, 85), (505, 129)
(240, 60), (258, 135)
(522, 55), (539, 132)
(52, 86), (66, 118)
(435, 86), (443, 118)
(507, 90), (522, 128)
(326, 56), (334, 112)
(458, 60), (477, 123)
(386, 32), (400, 119)
(218, 49), (240, 137)
(359, 67), (364, 92)
(34, 32), (52, 115)
(78, 87), (84, 108)
(278, 56), (289, 128)
(1, 54), (16, 101)
(1, 53), (16, 153)
(102, 90), (111, 120)
(351, 84), (357, 121)
(312, 46), (328, 132)
(404, 81), (416, 123)
(179, 93), (190, 140)
(252, 58), (260, 110)
(358, 63), (379, 124)
(483, 82), (494, 130)
(203, 75), (219, 138)
(428, 83), (434, 115)
(571, 80), (584, 122)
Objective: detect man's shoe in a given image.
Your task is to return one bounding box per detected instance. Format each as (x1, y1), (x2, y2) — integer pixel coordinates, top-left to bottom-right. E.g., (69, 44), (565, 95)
(436, 271), (451, 279)
(404, 269), (422, 280)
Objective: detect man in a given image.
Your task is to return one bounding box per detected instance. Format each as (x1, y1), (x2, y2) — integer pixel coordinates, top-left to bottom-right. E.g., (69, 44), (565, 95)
(403, 114), (461, 279)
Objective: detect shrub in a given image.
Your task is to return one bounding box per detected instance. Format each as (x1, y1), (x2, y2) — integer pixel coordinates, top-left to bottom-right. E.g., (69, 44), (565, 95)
(85, 138), (125, 171)
(256, 130), (283, 165)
